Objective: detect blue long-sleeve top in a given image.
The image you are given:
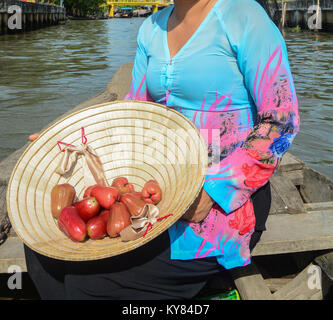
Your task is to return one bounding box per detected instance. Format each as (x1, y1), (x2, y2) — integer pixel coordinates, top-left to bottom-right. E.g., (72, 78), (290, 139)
(125, 0), (299, 269)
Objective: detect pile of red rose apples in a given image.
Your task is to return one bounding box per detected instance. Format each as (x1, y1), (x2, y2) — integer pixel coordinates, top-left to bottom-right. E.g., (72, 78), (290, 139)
(51, 177), (162, 242)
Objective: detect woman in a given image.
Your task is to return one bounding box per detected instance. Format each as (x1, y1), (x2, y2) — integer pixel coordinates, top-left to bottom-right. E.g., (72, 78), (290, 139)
(25, 0), (299, 299)
(124, 0), (299, 265)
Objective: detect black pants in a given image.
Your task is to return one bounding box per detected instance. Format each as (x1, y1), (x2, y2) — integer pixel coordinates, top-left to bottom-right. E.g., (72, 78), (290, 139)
(24, 182), (271, 300)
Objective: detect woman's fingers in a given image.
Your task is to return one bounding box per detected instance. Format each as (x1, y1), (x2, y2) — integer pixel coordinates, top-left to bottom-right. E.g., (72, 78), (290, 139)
(28, 133), (40, 141)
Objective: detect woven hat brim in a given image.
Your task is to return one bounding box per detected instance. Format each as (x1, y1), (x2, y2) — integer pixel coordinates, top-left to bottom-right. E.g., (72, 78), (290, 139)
(7, 100), (208, 261)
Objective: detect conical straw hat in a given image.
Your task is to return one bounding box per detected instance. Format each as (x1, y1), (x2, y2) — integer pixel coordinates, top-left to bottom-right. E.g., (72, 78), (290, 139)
(7, 101), (208, 261)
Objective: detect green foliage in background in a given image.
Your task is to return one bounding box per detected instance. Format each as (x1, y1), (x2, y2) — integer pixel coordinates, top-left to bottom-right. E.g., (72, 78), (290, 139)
(64, 0), (107, 16)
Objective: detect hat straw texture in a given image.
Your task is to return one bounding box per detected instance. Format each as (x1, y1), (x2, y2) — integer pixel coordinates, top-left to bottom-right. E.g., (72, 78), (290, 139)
(7, 101), (208, 261)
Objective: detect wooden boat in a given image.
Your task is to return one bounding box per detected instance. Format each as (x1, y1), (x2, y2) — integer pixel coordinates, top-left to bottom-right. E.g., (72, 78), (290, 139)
(119, 8), (133, 18)
(0, 63), (332, 300)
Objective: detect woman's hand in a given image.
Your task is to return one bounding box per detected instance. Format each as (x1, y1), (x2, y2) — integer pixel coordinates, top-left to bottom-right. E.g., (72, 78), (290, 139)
(182, 189), (214, 223)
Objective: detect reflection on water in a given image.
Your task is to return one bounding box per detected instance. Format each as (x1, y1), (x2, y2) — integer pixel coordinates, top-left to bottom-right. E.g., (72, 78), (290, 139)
(0, 20), (332, 179)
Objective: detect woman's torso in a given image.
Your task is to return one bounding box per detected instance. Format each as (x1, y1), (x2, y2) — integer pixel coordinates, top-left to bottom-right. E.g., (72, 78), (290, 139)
(142, 2), (257, 162)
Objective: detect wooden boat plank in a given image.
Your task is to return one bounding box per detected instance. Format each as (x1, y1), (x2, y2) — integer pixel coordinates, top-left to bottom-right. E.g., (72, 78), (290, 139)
(278, 152), (304, 172)
(264, 278), (291, 293)
(0, 185), (6, 219)
(269, 172), (306, 214)
(284, 169), (304, 186)
(300, 167), (333, 203)
(229, 262), (273, 300)
(252, 209), (333, 256)
(105, 62), (133, 100)
(269, 187), (287, 214)
(0, 236), (26, 273)
(272, 263), (323, 300)
(304, 201), (333, 211)
(314, 251), (333, 281)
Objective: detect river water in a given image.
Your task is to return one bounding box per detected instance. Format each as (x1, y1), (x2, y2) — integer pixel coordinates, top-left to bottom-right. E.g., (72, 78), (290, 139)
(0, 18), (332, 179)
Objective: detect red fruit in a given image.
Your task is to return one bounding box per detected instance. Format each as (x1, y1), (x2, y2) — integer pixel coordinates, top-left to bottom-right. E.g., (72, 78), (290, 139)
(58, 206), (86, 242)
(73, 197), (100, 222)
(51, 183), (76, 219)
(99, 209), (110, 223)
(107, 202), (131, 238)
(87, 216), (107, 240)
(91, 186), (118, 209)
(111, 177), (135, 195)
(120, 193), (146, 217)
(83, 184), (98, 198)
(130, 191), (143, 200)
(141, 180), (162, 204)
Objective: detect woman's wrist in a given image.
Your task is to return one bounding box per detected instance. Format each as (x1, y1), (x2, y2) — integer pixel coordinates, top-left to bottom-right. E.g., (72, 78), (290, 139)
(182, 189), (214, 223)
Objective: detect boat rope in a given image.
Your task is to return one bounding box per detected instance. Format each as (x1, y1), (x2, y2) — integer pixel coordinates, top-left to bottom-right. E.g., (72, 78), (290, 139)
(0, 214), (11, 245)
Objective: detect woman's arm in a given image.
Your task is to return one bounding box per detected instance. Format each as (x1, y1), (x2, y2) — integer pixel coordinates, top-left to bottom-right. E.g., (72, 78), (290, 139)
(203, 0), (300, 214)
(182, 189), (214, 223)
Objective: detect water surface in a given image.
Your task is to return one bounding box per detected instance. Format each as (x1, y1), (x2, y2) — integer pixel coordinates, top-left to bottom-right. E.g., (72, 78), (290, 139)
(0, 18), (143, 159)
(284, 30), (333, 179)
